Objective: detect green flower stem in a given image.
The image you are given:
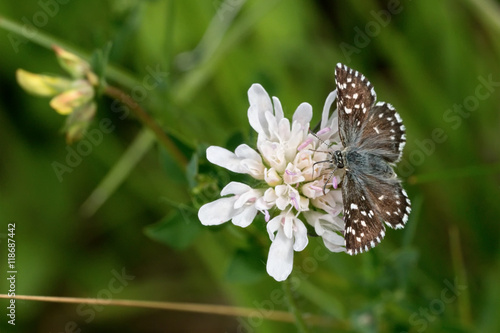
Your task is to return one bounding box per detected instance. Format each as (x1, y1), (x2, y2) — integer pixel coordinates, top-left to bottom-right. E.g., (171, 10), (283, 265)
(283, 277), (311, 333)
(104, 84), (188, 169)
(79, 128), (155, 218)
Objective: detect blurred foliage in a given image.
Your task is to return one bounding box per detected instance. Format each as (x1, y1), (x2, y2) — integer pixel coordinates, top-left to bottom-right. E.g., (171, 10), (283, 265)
(0, 0), (499, 332)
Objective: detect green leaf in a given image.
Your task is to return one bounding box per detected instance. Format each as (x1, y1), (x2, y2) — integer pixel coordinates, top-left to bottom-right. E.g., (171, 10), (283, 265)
(144, 207), (203, 250)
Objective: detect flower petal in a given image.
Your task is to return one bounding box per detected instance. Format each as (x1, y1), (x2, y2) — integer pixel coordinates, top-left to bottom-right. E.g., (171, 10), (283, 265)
(264, 167), (282, 187)
(49, 82), (94, 115)
(266, 227), (294, 281)
(283, 214), (293, 239)
(232, 206), (258, 228)
(322, 231), (345, 253)
(272, 96), (284, 121)
(266, 215), (281, 240)
(220, 181), (252, 196)
(16, 69), (73, 97)
(292, 102), (313, 128)
(233, 188), (260, 209)
(198, 197), (239, 225)
(321, 90), (337, 130)
(206, 146), (248, 174)
(293, 218), (308, 251)
(312, 190), (343, 215)
(53, 46), (93, 79)
(248, 84), (273, 137)
(235, 144), (262, 161)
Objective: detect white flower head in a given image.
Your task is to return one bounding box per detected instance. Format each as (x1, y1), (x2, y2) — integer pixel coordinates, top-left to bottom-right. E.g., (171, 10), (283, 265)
(198, 84), (345, 281)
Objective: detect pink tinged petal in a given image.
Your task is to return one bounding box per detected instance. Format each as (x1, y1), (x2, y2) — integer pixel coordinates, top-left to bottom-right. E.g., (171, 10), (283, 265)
(266, 227), (294, 281)
(292, 102), (313, 128)
(311, 196), (330, 213)
(233, 189), (259, 209)
(248, 84), (273, 137)
(301, 183), (320, 199)
(272, 96), (284, 121)
(316, 127), (330, 136)
(293, 219), (309, 251)
(297, 138), (313, 151)
(198, 197), (239, 226)
(283, 164), (305, 185)
(332, 176), (338, 189)
(232, 206), (258, 228)
(290, 195), (299, 211)
(321, 90), (337, 129)
(264, 210), (270, 222)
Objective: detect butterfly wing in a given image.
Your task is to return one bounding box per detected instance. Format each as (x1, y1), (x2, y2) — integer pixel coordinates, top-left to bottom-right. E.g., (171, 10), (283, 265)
(362, 174), (411, 230)
(358, 102), (407, 163)
(342, 171), (411, 255)
(336, 63), (411, 254)
(342, 171), (386, 255)
(335, 63), (376, 148)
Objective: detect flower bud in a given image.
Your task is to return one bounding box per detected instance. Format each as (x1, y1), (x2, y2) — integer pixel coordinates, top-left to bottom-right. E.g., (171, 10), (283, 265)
(64, 102), (97, 143)
(53, 46), (93, 79)
(49, 80), (94, 115)
(16, 69), (73, 97)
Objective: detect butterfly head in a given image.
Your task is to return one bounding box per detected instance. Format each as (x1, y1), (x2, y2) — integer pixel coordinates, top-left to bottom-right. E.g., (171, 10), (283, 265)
(330, 150), (345, 169)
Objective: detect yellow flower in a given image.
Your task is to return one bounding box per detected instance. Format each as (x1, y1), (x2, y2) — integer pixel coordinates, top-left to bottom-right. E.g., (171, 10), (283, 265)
(53, 46), (99, 85)
(49, 80), (95, 115)
(16, 69), (73, 97)
(16, 46), (100, 143)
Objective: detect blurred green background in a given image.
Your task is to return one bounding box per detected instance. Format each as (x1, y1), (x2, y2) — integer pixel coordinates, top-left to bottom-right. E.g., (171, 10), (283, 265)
(0, 0), (499, 332)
